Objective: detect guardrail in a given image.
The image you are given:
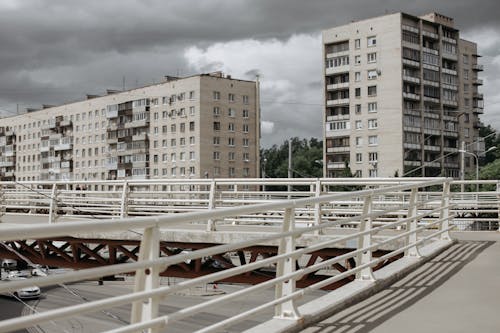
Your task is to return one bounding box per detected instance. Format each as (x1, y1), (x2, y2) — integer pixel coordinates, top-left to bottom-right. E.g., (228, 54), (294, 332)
(1, 178), (498, 231)
(0, 178), (455, 333)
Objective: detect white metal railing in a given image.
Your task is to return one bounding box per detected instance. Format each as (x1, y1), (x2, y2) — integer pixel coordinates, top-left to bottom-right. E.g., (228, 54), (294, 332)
(1, 178), (499, 230)
(0, 178), (455, 333)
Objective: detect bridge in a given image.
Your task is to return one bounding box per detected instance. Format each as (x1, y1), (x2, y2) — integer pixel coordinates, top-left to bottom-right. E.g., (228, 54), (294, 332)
(0, 178), (498, 332)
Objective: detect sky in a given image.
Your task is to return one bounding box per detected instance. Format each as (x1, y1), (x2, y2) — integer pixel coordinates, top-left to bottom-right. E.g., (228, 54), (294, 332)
(0, 0), (499, 147)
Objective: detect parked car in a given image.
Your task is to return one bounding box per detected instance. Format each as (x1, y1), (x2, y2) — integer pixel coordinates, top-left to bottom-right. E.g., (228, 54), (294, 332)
(1, 259), (17, 269)
(0, 277), (41, 300)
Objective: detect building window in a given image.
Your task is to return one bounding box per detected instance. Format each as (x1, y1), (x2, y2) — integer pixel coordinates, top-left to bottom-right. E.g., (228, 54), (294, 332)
(367, 69), (378, 80)
(354, 39), (361, 49)
(213, 107), (220, 116)
(243, 95), (249, 104)
(356, 136), (363, 146)
(355, 120), (363, 130)
(243, 124), (249, 133)
(356, 153), (362, 162)
(228, 123), (235, 131)
(463, 54), (469, 64)
(369, 169), (378, 177)
(355, 87), (361, 97)
(228, 93), (235, 102)
(355, 72), (361, 81)
(368, 135), (378, 146)
(243, 138), (249, 147)
(213, 136), (220, 145)
(213, 122), (221, 131)
(368, 86), (377, 96)
(243, 109), (249, 118)
(213, 91), (220, 100)
(464, 83), (469, 93)
(368, 102), (377, 113)
(367, 36), (376, 47)
(463, 69), (469, 80)
(189, 91), (195, 99)
(355, 55), (361, 65)
(228, 108), (235, 117)
(369, 152), (378, 162)
(228, 152), (235, 161)
(355, 104), (361, 114)
(368, 119), (378, 129)
(367, 52), (377, 63)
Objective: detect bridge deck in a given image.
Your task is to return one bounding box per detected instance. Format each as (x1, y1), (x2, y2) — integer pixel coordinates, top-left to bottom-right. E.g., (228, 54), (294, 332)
(301, 231), (500, 333)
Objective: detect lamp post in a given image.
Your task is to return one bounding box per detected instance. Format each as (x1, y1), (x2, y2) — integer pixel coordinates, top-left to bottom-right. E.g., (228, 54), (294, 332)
(459, 146), (497, 192)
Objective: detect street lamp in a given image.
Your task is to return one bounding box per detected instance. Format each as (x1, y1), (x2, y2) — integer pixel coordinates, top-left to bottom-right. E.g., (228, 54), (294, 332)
(459, 146), (497, 191)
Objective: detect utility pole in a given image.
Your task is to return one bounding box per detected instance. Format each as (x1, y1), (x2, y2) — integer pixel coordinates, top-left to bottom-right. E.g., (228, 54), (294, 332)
(460, 141), (465, 193)
(288, 140), (292, 195)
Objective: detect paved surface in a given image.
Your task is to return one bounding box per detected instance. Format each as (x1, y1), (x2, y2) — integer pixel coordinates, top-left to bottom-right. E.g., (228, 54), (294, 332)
(302, 231), (500, 333)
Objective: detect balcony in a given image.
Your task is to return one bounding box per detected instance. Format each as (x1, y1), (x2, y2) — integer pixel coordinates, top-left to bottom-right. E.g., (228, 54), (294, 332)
(403, 92), (420, 101)
(327, 82), (349, 90)
(327, 162), (348, 169)
(106, 109), (118, 119)
(472, 64), (484, 71)
(472, 107), (484, 114)
(4, 146), (15, 157)
(326, 98), (349, 106)
(402, 59), (420, 68)
(40, 145), (50, 152)
(424, 145), (441, 152)
(423, 96), (440, 103)
(59, 119), (72, 127)
(118, 162), (133, 170)
(132, 161), (148, 168)
(442, 51), (458, 61)
(3, 171), (14, 178)
(404, 160), (421, 167)
(422, 30), (439, 39)
(327, 147), (350, 153)
(403, 75), (420, 84)
(325, 65), (349, 75)
(107, 137), (118, 144)
(326, 114), (350, 121)
(403, 143), (421, 150)
(472, 78), (483, 86)
(402, 24), (419, 33)
(441, 68), (457, 75)
(0, 161), (14, 167)
(443, 146), (459, 153)
(442, 36), (457, 44)
(443, 99), (458, 107)
(473, 93), (484, 100)
(443, 131), (458, 138)
(132, 133), (148, 141)
(125, 119), (150, 129)
(54, 143), (72, 151)
(106, 161), (118, 170)
(60, 161), (71, 169)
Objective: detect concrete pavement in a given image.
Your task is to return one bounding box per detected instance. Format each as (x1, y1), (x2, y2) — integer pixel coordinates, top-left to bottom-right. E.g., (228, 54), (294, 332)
(302, 232), (500, 333)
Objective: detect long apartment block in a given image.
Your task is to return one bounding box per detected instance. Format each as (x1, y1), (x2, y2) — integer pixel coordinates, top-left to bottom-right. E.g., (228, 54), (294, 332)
(0, 72), (260, 182)
(323, 12), (484, 178)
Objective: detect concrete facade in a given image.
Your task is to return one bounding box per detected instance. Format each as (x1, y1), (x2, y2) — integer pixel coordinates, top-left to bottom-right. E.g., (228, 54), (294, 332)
(323, 12), (483, 178)
(0, 72), (260, 182)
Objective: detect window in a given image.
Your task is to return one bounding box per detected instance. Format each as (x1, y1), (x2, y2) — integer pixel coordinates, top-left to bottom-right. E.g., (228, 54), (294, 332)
(463, 69), (469, 80)
(243, 152), (250, 161)
(356, 153), (362, 162)
(355, 120), (363, 130)
(325, 55), (349, 68)
(369, 152), (378, 162)
(367, 36), (376, 47)
(356, 137), (363, 146)
(162, 125), (168, 134)
(162, 154), (168, 162)
(228, 152), (235, 161)
(243, 138), (249, 147)
(355, 39), (361, 49)
(228, 108), (235, 117)
(355, 55), (361, 65)
(189, 136), (195, 144)
(228, 93), (235, 102)
(369, 169), (378, 177)
(243, 124), (249, 133)
(368, 102), (377, 113)
(368, 119), (378, 129)
(213, 151), (220, 160)
(213, 107), (220, 116)
(368, 135), (378, 145)
(213, 122), (220, 131)
(355, 104), (361, 114)
(171, 153), (176, 162)
(229, 167), (235, 177)
(355, 72), (361, 82)
(213, 91), (220, 100)
(463, 54), (469, 64)
(368, 85), (377, 96)
(464, 128), (470, 138)
(213, 137), (220, 145)
(228, 123), (235, 131)
(243, 109), (249, 118)
(367, 69), (378, 80)
(189, 106), (195, 115)
(190, 151), (195, 160)
(367, 52), (377, 63)
(171, 124), (176, 133)
(464, 83), (469, 93)
(355, 87), (361, 97)
(189, 91), (195, 99)
(243, 95), (249, 104)
(228, 137), (235, 146)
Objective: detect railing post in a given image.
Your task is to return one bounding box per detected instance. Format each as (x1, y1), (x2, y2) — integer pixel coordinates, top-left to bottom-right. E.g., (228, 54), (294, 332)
(130, 226), (162, 333)
(48, 184), (59, 224)
(274, 207), (300, 320)
(405, 188), (421, 257)
(356, 195), (375, 281)
(439, 181), (452, 240)
(313, 179), (323, 235)
(0, 183), (5, 223)
(120, 181), (129, 218)
(206, 180), (217, 231)
(496, 181), (500, 232)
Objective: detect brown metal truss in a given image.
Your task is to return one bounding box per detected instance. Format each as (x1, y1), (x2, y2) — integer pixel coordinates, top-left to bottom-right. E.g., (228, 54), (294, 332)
(0, 238), (401, 290)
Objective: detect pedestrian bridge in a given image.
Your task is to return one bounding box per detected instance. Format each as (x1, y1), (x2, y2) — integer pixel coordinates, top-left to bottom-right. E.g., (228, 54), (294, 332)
(0, 178), (498, 332)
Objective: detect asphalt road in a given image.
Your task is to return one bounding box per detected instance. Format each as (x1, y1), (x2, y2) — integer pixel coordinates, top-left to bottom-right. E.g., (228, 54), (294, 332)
(0, 296), (28, 333)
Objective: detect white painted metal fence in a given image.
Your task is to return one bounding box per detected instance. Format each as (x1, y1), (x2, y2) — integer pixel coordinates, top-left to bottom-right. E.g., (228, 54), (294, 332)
(0, 178), (456, 332)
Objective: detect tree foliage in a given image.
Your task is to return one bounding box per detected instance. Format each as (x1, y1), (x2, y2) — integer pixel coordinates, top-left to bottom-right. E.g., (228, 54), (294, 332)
(261, 137), (323, 178)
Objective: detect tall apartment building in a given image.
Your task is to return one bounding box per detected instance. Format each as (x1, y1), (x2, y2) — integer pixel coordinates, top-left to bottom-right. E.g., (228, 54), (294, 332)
(0, 72), (260, 182)
(323, 12), (484, 178)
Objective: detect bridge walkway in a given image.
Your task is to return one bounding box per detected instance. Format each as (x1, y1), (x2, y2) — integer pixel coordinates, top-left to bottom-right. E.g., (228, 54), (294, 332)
(302, 232), (500, 333)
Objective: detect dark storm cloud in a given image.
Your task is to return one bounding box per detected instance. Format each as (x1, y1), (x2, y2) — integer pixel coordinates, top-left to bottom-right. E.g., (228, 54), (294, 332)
(0, 0), (499, 144)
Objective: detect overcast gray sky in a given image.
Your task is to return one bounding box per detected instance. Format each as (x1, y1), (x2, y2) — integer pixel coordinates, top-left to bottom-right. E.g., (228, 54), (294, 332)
(0, 0), (499, 147)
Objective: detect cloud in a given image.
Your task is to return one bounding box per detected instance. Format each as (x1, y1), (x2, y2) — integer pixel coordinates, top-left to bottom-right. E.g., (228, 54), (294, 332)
(261, 121), (275, 134)
(184, 34), (323, 146)
(0, 0), (499, 146)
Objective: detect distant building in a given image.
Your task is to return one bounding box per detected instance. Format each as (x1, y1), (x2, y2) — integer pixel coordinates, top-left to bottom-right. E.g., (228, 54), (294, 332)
(0, 72), (260, 182)
(322, 12), (483, 177)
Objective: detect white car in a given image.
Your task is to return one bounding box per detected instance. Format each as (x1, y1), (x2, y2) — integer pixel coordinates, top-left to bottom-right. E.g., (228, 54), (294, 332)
(0, 277), (41, 300)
